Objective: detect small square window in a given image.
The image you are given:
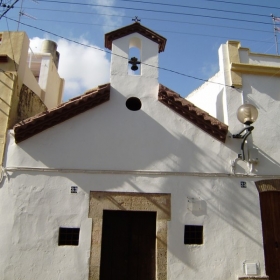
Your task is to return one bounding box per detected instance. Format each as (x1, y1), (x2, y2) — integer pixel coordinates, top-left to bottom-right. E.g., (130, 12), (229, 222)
(71, 186), (78, 193)
(184, 225), (203, 245)
(58, 228), (80, 246)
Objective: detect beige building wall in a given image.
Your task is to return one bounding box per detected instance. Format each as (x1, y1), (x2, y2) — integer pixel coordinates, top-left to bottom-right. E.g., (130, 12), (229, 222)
(0, 31), (63, 165)
(0, 32), (28, 165)
(39, 54), (64, 108)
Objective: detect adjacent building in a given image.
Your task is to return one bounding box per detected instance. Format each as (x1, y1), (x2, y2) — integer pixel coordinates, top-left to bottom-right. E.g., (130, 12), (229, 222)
(0, 31), (64, 165)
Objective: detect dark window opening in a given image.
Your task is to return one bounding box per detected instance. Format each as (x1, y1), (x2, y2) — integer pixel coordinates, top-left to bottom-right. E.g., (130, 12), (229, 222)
(71, 186), (78, 193)
(184, 225), (203, 245)
(58, 227), (80, 246)
(126, 97), (141, 111)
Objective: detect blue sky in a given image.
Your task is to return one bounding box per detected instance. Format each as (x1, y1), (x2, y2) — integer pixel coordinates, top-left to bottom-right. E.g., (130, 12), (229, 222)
(1, 0), (280, 101)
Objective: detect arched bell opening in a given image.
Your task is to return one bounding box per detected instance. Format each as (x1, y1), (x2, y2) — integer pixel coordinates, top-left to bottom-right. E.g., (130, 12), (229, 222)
(128, 37), (142, 76)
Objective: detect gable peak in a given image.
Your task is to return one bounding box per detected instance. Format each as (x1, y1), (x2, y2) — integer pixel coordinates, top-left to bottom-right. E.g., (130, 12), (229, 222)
(105, 22), (167, 53)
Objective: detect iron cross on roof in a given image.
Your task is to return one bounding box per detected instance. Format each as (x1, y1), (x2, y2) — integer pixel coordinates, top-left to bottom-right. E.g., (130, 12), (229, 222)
(132, 16), (141, 22)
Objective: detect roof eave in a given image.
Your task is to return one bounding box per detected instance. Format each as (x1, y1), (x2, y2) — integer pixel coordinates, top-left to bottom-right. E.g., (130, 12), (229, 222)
(105, 22), (167, 53)
(158, 84), (228, 143)
(14, 83), (111, 143)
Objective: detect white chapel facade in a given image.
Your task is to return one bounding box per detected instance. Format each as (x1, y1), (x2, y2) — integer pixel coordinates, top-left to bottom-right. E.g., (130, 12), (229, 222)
(0, 22), (280, 280)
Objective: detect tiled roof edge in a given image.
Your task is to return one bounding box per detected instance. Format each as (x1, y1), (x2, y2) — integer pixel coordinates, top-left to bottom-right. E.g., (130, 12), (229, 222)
(158, 84), (228, 143)
(14, 83), (110, 143)
(105, 22), (167, 53)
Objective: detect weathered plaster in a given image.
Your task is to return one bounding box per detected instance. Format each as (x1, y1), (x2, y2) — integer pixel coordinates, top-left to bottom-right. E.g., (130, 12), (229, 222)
(0, 170), (266, 280)
(16, 84), (47, 123)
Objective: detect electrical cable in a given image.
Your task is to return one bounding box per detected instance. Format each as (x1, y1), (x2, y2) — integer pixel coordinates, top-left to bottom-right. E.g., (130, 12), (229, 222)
(35, 0), (273, 26)
(36, 0), (271, 19)
(195, 0), (280, 10)
(116, 0), (280, 11)
(0, 0), (19, 19)
(5, 16), (235, 88)
(15, 7), (274, 35)
(36, 0), (280, 12)
(12, 17), (275, 43)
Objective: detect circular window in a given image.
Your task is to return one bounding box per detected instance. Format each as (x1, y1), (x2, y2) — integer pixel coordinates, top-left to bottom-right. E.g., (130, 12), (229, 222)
(126, 97), (141, 111)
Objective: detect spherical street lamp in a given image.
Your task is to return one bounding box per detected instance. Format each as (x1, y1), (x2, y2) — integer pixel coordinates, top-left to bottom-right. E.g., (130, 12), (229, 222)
(233, 103), (258, 161)
(236, 104), (258, 125)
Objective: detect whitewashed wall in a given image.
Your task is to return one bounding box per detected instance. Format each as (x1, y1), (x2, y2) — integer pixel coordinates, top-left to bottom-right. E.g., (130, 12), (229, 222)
(0, 168), (264, 280)
(186, 43), (280, 175)
(186, 72), (224, 121)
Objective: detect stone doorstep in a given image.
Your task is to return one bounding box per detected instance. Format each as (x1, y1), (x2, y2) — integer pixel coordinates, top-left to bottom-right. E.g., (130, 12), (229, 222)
(239, 277), (269, 280)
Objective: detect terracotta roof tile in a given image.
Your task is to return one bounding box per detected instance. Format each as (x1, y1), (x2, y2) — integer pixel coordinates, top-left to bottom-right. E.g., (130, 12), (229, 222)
(14, 83), (110, 143)
(105, 22), (167, 53)
(158, 84), (228, 143)
(14, 83), (228, 144)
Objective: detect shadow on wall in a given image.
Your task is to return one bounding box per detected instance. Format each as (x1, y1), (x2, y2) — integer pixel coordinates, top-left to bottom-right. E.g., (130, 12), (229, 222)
(1, 166), (264, 276)
(256, 147), (280, 173)
(9, 88), (227, 172)
(243, 75), (280, 102)
(2, 87), (268, 277)
(216, 88), (224, 123)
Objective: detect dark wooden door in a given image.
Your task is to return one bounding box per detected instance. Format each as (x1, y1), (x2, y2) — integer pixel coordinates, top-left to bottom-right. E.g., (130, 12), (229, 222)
(100, 210), (156, 280)
(260, 192), (280, 279)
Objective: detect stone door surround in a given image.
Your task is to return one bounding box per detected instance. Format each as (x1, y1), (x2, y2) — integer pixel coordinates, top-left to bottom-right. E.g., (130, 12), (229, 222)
(88, 191), (171, 280)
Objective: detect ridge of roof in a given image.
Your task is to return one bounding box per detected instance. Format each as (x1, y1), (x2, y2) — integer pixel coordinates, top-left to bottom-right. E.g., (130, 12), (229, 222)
(14, 83), (110, 143)
(158, 84), (228, 143)
(105, 22), (167, 53)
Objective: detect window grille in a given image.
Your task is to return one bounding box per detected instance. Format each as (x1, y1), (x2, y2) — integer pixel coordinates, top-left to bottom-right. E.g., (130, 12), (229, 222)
(58, 227), (80, 246)
(184, 225), (203, 245)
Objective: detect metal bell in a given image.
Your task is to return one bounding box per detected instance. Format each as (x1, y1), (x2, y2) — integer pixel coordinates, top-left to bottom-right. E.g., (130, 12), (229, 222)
(131, 64), (139, 71)
(129, 57), (141, 72)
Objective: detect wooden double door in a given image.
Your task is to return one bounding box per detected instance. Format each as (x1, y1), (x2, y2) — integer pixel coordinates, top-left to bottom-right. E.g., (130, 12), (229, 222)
(260, 191), (280, 279)
(100, 210), (156, 280)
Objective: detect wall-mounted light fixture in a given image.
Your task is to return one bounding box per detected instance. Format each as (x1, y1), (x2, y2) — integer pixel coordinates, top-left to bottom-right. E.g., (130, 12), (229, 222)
(232, 104), (258, 161)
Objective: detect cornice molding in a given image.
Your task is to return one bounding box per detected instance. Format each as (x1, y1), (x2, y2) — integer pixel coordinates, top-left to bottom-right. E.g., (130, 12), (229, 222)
(231, 62), (280, 77)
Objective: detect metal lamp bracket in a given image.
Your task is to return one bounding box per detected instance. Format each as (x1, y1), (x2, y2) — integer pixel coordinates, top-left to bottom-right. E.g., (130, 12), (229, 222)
(232, 126), (254, 161)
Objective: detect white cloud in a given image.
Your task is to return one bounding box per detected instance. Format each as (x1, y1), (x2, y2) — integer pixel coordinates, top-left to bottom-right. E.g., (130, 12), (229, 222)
(30, 37), (110, 101)
(57, 38), (110, 100)
(29, 37), (46, 53)
(89, 0), (124, 32)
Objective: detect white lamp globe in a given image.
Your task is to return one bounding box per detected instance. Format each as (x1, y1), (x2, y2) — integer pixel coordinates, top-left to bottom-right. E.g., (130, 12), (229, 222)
(236, 104), (258, 125)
